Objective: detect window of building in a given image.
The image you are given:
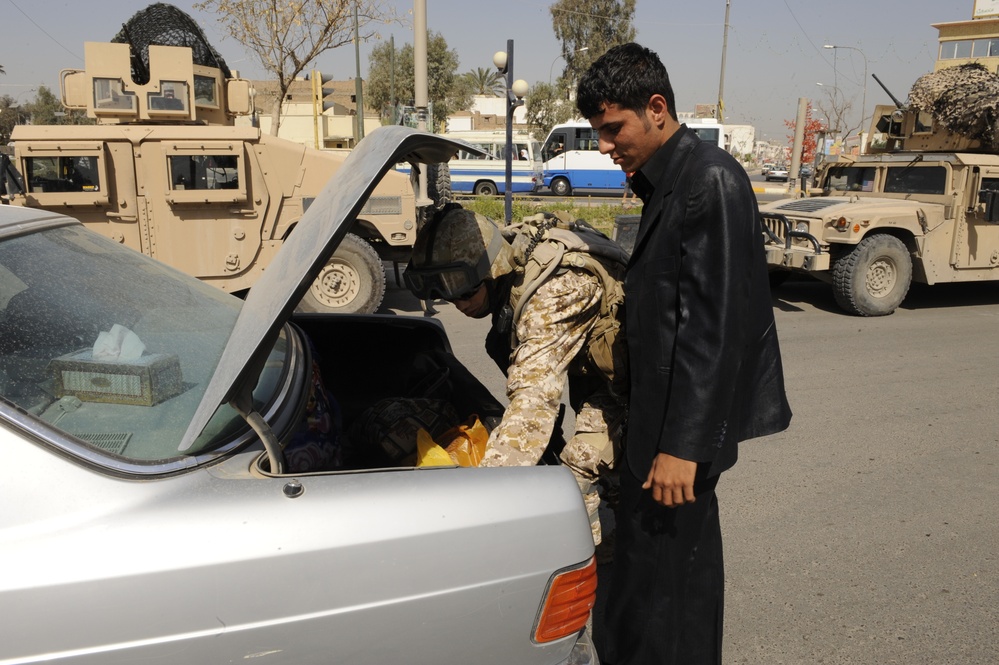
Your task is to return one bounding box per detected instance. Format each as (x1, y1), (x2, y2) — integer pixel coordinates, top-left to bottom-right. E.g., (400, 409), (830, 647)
(940, 39), (987, 59)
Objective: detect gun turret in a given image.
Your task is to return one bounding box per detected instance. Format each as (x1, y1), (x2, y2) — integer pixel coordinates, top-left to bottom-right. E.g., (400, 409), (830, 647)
(57, 4), (252, 126)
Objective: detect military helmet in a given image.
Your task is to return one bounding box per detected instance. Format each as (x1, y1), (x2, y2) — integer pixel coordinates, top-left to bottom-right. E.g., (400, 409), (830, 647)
(404, 206), (514, 300)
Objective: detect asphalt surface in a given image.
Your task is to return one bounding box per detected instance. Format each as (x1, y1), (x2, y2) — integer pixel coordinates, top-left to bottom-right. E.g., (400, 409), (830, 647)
(381, 251), (999, 664)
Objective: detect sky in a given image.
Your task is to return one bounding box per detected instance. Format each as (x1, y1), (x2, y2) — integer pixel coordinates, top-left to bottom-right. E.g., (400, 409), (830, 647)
(0, 0), (973, 140)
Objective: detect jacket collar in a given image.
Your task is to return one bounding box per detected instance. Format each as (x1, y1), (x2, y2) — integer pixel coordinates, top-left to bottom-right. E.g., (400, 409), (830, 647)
(629, 125), (700, 258)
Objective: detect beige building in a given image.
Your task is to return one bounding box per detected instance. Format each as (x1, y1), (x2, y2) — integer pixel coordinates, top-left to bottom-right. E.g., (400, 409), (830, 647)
(246, 78), (381, 149)
(933, 0), (999, 72)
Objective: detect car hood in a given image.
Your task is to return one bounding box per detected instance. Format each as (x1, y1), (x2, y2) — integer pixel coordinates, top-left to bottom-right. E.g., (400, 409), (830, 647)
(760, 195), (942, 219)
(179, 126), (470, 451)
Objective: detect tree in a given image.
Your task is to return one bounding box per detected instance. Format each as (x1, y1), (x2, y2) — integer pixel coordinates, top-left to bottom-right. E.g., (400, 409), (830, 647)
(815, 86), (856, 140)
(549, 0), (636, 93)
(23, 87), (92, 126)
(463, 67), (504, 97)
(0, 96), (28, 145)
(784, 101), (825, 166)
(525, 82), (576, 141)
(366, 32), (471, 132)
(194, 0), (399, 134)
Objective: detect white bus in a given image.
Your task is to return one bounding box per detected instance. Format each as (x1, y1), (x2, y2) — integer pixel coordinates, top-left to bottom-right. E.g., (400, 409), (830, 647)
(443, 131), (542, 196)
(541, 119), (727, 196)
(541, 121), (625, 196)
(684, 117), (726, 150)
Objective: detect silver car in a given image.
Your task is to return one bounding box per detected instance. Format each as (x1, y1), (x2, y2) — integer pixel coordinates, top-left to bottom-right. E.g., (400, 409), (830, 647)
(0, 128), (597, 665)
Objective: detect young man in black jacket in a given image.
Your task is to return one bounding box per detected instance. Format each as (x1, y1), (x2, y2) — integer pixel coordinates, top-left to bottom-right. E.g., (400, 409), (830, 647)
(577, 43), (792, 665)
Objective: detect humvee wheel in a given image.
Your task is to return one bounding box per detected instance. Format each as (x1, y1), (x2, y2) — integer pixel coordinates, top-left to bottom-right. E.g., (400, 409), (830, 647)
(299, 232), (385, 314)
(832, 234), (912, 316)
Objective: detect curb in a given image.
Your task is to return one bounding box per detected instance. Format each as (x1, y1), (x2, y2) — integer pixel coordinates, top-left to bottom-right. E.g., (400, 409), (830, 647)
(753, 186), (793, 195)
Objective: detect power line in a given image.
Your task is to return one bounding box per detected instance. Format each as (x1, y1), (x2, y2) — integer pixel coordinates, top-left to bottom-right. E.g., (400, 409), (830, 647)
(4, 0), (82, 63)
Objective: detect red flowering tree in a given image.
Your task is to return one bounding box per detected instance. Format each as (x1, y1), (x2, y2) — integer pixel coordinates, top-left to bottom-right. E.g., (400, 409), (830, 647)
(784, 101), (826, 165)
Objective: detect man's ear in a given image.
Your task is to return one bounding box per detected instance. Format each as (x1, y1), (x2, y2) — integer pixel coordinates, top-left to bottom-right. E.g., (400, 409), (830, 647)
(647, 94), (669, 126)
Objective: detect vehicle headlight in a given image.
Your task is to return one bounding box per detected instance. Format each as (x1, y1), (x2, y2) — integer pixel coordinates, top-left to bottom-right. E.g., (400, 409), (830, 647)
(795, 221), (810, 234)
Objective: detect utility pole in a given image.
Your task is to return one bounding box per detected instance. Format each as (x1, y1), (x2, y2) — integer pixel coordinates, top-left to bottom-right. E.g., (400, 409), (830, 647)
(717, 0), (731, 124)
(413, 0), (431, 206)
(353, 2), (365, 142)
(389, 34), (396, 125)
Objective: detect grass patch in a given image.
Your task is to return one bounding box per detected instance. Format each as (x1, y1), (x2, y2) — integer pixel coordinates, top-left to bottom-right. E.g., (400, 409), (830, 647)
(459, 196), (641, 237)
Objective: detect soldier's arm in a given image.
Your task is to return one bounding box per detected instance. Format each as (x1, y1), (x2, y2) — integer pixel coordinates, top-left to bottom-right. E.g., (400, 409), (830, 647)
(481, 269), (602, 466)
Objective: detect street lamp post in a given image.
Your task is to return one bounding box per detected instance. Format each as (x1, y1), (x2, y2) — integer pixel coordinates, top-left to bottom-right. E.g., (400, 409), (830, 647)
(824, 44), (868, 142)
(494, 41), (529, 224)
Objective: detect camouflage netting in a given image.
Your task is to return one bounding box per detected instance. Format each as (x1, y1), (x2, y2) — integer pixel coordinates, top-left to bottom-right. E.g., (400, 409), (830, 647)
(111, 3), (231, 84)
(908, 63), (999, 149)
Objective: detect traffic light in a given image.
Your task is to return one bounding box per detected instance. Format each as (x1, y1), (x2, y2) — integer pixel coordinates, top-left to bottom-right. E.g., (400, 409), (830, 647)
(306, 70), (335, 149)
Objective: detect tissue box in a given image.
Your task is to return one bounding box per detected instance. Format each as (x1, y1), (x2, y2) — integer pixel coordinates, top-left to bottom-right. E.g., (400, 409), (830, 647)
(51, 350), (183, 406)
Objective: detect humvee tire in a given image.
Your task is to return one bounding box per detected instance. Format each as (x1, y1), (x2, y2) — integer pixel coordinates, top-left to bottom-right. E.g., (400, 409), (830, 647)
(832, 234), (912, 317)
(299, 232), (386, 314)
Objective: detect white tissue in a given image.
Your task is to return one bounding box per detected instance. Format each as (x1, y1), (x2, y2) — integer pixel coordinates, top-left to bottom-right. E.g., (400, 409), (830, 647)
(92, 324), (146, 361)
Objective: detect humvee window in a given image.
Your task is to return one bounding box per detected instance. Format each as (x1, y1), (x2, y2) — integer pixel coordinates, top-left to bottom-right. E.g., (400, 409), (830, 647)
(826, 166), (876, 193)
(194, 75), (218, 108)
(169, 155), (239, 190)
(149, 82), (189, 113)
(981, 177), (999, 193)
(93, 78), (136, 112)
(884, 165), (946, 195)
(25, 156), (101, 193)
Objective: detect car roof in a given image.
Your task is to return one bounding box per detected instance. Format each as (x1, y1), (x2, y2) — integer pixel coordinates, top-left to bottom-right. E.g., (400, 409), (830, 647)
(0, 206), (81, 239)
(178, 126), (471, 451)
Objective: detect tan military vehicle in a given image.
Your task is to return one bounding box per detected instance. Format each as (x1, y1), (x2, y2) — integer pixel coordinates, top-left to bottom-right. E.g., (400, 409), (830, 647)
(4, 34), (431, 314)
(760, 64), (999, 316)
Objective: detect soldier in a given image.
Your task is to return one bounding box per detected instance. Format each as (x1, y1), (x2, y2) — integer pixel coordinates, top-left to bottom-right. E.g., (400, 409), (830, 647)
(404, 205), (628, 546)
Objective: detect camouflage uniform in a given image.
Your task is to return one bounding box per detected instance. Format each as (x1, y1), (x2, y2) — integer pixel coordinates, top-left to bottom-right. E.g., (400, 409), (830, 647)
(406, 207), (626, 545)
(479, 266), (626, 545)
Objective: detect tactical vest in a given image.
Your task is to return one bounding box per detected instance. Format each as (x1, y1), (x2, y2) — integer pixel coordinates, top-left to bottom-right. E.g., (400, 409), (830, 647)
(496, 212), (629, 394)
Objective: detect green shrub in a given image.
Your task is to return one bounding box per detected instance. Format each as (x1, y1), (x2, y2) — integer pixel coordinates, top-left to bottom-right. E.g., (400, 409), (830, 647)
(460, 196), (641, 237)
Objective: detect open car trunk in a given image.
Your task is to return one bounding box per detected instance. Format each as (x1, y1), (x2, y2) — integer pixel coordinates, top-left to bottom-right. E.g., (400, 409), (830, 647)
(265, 313), (506, 474)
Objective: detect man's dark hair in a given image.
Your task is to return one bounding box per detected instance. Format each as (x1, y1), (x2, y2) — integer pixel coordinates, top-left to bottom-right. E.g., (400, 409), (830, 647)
(576, 43), (678, 122)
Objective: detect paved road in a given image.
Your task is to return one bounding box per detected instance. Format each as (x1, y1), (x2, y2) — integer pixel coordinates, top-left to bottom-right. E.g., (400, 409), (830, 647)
(381, 260), (999, 664)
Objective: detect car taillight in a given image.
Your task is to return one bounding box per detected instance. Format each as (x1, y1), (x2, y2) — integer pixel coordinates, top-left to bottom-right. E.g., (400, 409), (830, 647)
(533, 557), (597, 643)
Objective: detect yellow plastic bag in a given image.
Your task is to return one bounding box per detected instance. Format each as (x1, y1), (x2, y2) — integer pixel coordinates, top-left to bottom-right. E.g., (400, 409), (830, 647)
(441, 415), (489, 467)
(415, 428), (454, 467)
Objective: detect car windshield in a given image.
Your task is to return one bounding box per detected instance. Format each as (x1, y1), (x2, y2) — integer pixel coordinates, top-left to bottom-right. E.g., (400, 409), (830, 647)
(825, 166), (877, 192)
(0, 224), (285, 465)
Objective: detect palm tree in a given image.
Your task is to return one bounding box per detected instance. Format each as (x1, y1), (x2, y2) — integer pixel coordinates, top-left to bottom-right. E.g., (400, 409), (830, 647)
(464, 67), (504, 97)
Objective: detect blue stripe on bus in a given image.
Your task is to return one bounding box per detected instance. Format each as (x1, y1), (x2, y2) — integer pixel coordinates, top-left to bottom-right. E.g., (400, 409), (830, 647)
(543, 169), (627, 190)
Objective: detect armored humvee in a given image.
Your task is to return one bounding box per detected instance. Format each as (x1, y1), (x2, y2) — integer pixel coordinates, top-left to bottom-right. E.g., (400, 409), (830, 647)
(760, 64), (999, 316)
(3, 30), (434, 314)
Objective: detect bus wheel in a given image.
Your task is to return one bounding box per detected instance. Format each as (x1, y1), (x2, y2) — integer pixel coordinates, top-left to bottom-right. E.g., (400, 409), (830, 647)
(550, 177), (571, 197)
(474, 181), (498, 196)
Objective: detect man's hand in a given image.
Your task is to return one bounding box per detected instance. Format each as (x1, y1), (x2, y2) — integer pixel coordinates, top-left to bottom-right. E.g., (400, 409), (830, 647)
(643, 453), (698, 507)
